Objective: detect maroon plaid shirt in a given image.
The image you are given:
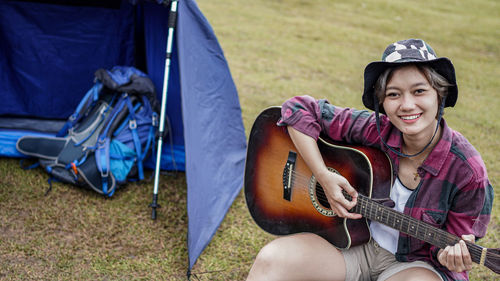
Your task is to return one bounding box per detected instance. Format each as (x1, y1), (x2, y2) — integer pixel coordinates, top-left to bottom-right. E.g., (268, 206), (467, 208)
(277, 95), (493, 281)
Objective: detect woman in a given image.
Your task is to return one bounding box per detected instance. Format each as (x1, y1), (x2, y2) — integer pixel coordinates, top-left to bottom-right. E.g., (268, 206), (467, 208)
(246, 39), (493, 281)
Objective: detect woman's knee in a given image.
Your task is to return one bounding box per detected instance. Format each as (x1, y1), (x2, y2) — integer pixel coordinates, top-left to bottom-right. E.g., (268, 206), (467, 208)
(253, 235), (303, 267)
(248, 235), (304, 280)
(248, 233), (346, 281)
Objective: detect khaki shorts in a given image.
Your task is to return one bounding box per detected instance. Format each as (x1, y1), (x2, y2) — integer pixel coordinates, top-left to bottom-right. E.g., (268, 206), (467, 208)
(341, 239), (444, 281)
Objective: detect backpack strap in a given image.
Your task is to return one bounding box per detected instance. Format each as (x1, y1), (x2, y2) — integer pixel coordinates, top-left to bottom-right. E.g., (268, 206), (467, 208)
(124, 96), (144, 180)
(57, 82), (103, 137)
(97, 137), (112, 195)
(95, 93), (134, 196)
(139, 95), (159, 163)
(142, 110), (158, 162)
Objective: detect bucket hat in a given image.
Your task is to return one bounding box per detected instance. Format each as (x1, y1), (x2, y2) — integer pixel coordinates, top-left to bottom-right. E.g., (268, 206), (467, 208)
(362, 39), (458, 113)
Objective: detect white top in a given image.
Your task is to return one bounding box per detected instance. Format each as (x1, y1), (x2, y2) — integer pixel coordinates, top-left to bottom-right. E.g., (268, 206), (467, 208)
(370, 177), (413, 254)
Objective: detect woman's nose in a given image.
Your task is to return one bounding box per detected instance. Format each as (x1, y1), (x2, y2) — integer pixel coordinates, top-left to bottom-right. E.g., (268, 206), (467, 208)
(400, 93), (416, 110)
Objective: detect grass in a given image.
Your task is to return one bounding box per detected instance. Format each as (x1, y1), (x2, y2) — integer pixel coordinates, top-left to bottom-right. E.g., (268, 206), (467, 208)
(1, 0), (499, 280)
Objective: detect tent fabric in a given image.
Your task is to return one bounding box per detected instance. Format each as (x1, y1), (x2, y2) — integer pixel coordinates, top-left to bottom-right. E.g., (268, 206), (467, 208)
(0, 0), (246, 271)
(177, 1), (247, 269)
(0, 0), (136, 119)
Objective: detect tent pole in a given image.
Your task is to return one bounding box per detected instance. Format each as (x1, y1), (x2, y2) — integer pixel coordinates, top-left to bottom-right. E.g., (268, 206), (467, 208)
(150, 0), (178, 220)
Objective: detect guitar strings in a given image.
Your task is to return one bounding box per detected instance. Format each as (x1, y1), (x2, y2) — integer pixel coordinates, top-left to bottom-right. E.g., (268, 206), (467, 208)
(286, 169), (342, 203)
(286, 169), (352, 206)
(286, 169), (500, 263)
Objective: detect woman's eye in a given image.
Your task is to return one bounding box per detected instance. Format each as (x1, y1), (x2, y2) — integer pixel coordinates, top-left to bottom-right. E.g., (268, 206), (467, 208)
(415, 89), (426, 94)
(386, 92), (399, 97)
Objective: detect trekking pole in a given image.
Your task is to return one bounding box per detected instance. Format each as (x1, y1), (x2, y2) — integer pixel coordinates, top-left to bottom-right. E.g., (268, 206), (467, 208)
(150, 0), (178, 220)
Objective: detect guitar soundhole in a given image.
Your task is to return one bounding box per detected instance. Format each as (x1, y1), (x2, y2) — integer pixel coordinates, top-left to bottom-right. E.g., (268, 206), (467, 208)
(308, 167), (337, 217)
(315, 184), (331, 209)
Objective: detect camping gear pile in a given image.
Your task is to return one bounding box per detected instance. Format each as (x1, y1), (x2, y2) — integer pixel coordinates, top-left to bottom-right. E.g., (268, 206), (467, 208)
(16, 66), (160, 197)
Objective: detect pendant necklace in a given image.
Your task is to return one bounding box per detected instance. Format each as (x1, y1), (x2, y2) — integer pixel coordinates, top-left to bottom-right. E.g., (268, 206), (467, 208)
(413, 171), (419, 181)
(402, 147), (426, 182)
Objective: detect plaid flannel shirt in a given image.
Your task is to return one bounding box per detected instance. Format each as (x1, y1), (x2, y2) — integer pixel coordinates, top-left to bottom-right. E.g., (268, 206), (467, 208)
(277, 95), (494, 281)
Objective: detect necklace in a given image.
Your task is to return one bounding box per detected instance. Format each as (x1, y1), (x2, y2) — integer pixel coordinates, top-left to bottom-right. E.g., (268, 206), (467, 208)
(401, 147), (428, 182)
(413, 171), (419, 181)
(405, 160), (421, 182)
(401, 127), (442, 182)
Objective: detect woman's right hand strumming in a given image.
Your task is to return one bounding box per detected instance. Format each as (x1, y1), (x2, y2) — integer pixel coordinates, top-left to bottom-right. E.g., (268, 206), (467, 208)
(287, 126), (362, 220)
(315, 168), (362, 219)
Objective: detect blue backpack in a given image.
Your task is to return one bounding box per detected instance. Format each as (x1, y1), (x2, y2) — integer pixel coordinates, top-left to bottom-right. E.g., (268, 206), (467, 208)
(17, 66), (159, 196)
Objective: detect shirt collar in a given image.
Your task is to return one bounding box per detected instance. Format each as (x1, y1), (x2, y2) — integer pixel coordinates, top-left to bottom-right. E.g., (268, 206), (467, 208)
(421, 119), (452, 176)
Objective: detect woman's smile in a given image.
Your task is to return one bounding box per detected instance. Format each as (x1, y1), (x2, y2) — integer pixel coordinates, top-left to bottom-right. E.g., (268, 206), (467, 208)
(399, 113), (422, 122)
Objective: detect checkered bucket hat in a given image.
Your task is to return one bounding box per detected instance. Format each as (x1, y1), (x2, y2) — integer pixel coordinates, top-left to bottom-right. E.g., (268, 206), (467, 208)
(362, 39), (458, 112)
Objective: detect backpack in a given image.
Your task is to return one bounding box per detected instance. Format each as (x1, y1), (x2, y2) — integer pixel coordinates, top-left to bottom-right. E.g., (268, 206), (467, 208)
(16, 66), (160, 197)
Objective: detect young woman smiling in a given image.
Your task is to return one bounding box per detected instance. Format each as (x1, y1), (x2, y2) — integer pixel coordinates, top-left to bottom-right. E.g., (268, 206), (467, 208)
(246, 39), (493, 281)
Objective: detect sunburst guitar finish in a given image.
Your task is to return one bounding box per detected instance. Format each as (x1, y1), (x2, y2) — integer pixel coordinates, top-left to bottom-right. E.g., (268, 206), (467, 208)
(244, 106), (393, 249)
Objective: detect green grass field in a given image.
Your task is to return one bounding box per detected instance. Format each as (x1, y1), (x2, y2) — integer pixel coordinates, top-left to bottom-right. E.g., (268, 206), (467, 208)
(1, 0), (499, 280)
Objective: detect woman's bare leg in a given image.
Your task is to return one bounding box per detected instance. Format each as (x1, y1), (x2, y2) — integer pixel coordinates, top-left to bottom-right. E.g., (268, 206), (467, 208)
(246, 233), (346, 281)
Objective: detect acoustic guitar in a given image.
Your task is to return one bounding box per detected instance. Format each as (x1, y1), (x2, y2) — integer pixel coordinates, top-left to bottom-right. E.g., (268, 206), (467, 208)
(244, 107), (499, 274)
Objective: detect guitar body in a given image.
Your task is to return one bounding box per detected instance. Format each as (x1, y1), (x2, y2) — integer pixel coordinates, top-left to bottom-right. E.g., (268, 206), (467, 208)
(245, 107), (394, 249)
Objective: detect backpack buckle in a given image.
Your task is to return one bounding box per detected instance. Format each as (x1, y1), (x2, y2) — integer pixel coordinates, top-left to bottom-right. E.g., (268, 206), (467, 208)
(97, 136), (106, 148)
(152, 113), (158, 127)
(129, 119), (137, 129)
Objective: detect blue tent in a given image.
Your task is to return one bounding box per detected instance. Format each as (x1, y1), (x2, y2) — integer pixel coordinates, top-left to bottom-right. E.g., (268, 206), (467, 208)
(0, 0), (247, 272)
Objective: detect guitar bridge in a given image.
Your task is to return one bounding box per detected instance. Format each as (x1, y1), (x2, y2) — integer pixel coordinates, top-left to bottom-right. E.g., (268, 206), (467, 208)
(282, 151), (297, 201)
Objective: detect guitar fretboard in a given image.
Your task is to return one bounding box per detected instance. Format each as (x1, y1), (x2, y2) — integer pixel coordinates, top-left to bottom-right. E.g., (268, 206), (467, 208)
(344, 191), (483, 264)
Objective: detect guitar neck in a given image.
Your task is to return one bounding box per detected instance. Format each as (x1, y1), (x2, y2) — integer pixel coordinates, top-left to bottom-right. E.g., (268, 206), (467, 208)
(346, 191), (484, 264)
